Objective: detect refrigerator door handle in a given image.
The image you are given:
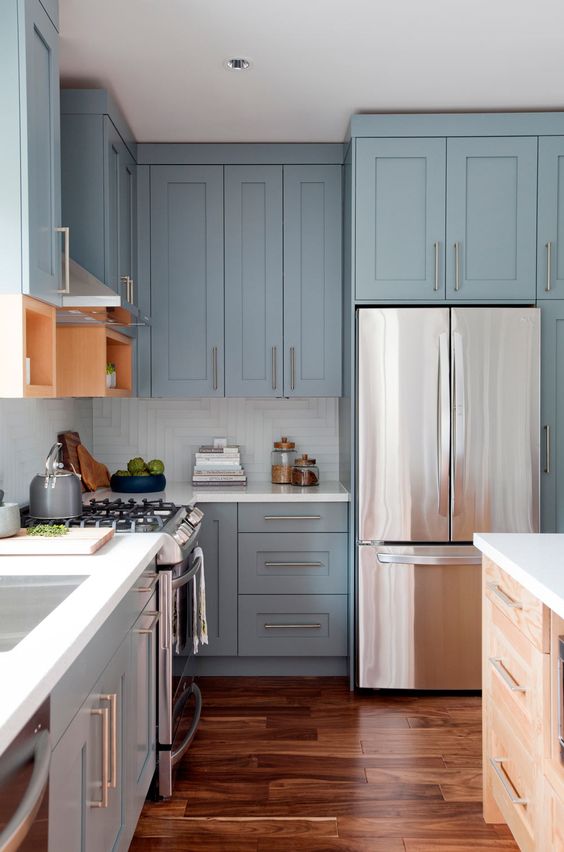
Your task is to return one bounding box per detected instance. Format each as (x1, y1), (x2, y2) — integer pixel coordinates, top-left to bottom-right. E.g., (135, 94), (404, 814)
(438, 333), (450, 516)
(377, 553), (481, 566)
(452, 331), (465, 517)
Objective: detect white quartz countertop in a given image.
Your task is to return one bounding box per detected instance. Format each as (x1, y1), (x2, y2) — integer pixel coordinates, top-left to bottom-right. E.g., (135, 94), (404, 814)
(87, 480), (350, 505)
(0, 533), (165, 757)
(474, 533), (564, 619)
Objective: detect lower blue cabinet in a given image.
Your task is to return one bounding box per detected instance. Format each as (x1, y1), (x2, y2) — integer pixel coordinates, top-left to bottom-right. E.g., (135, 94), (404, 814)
(195, 503), (238, 656)
(540, 300), (564, 532)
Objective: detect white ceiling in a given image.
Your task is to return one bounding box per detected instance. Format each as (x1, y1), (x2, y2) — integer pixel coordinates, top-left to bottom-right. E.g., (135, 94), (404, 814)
(59, 0), (564, 143)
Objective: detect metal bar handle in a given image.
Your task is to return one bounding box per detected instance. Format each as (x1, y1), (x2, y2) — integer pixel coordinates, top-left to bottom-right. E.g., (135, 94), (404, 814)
(489, 657), (527, 693)
(56, 226), (70, 294)
(0, 730), (51, 852)
(171, 683), (202, 767)
(290, 346), (296, 391)
(171, 555), (202, 591)
(546, 241), (552, 292)
(544, 425), (551, 475)
(452, 331), (465, 518)
(264, 623), (321, 630)
(100, 694), (117, 789)
(487, 581), (523, 610)
(212, 346), (218, 391)
(437, 332), (450, 516)
(272, 346), (277, 390)
(454, 241), (461, 291)
(135, 571), (159, 594)
(129, 278), (135, 304)
(264, 515), (321, 521)
(90, 707), (109, 808)
(377, 553), (481, 566)
(264, 561), (323, 567)
(135, 612), (160, 634)
(434, 241), (440, 291)
(489, 757), (528, 805)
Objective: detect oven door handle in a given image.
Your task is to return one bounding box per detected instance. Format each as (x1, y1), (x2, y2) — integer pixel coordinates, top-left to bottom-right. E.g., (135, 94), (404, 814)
(171, 555), (202, 592)
(171, 682), (202, 767)
(0, 729), (51, 852)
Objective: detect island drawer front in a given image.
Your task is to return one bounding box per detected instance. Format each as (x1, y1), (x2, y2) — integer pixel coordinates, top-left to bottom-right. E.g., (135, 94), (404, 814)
(238, 533), (348, 595)
(489, 704), (536, 852)
(542, 777), (564, 852)
(238, 594), (347, 656)
(484, 557), (549, 652)
(238, 503), (348, 533)
(486, 600), (548, 752)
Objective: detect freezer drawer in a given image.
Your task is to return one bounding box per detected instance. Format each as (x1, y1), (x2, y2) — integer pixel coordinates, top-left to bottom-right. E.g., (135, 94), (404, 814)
(357, 545), (481, 689)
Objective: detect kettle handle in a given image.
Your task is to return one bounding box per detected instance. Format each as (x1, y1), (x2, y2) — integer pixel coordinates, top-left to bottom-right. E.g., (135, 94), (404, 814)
(45, 442), (63, 476)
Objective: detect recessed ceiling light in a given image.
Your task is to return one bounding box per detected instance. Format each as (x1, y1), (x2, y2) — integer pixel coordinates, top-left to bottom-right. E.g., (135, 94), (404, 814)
(225, 58), (251, 71)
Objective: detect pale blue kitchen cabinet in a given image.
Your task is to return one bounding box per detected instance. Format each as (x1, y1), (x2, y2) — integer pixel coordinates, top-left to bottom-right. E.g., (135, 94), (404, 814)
(540, 300), (564, 533)
(150, 165), (224, 397)
(194, 504), (238, 656)
(0, 0), (62, 305)
(355, 138), (446, 301)
(538, 137), (564, 299)
(224, 165), (283, 397)
(284, 165), (342, 396)
(446, 137), (537, 301)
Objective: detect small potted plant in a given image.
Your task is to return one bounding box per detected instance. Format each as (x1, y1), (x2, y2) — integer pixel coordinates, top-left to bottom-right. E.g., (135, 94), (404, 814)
(106, 362), (116, 388)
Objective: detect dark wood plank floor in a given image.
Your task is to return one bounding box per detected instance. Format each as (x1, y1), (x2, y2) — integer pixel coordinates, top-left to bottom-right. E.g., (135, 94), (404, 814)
(130, 677), (517, 852)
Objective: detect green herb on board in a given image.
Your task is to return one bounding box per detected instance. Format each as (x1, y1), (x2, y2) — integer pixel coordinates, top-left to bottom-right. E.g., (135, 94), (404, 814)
(27, 525), (70, 537)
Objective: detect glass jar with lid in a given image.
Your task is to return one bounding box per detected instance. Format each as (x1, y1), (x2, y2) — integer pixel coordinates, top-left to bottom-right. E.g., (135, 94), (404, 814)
(291, 454), (319, 487)
(271, 437), (296, 484)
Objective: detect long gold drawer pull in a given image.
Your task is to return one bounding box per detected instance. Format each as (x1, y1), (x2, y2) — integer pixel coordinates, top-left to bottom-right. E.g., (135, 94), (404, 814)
(489, 657), (527, 693)
(487, 582), (523, 610)
(264, 623), (321, 630)
(264, 561), (323, 568)
(135, 612), (160, 634)
(100, 694), (117, 789)
(489, 757), (528, 805)
(263, 515), (322, 521)
(90, 707), (109, 808)
(136, 574), (159, 593)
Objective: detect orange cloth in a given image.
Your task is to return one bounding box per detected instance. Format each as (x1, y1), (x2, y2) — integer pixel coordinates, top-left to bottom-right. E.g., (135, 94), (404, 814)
(77, 444), (111, 492)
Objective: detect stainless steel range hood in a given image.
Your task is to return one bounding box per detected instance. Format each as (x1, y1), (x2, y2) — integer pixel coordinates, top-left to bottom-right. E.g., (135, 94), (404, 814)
(61, 258), (121, 307)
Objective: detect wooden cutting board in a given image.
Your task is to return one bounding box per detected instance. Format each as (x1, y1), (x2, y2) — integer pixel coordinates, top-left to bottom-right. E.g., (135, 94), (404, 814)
(0, 527), (115, 555)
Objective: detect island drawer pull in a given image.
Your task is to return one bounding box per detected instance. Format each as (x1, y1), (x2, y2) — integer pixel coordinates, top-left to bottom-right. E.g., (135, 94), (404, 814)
(264, 561), (324, 568)
(100, 694), (117, 789)
(489, 657), (527, 693)
(136, 574), (159, 593)
(487, 582), (523, 610)
(90, 707), (109, 808)
(263, 515), (322, 521)
(264, 623), (321, 630)
(489, 757), (528, 805)
(135, 612), (160, 634)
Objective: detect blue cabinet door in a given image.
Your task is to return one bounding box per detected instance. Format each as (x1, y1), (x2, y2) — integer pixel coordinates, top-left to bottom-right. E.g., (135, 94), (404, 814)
(104, 116), (121, 296)
(195, 503), (237, 656)
(225, 165), (283, 397)
(538, 137), (564, 299)
(540, 300), (564, 533)
(355, 138), (446, 301)
(119, 144), (137, 307)
(24, 0), (62, 305)
(150, 166), (224, 397)
(446, 137), (537, 300)
(284, 164), (342, 397)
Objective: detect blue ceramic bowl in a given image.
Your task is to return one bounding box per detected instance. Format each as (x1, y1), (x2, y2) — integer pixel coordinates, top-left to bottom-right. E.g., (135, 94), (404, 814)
(110, 473), (166, 494)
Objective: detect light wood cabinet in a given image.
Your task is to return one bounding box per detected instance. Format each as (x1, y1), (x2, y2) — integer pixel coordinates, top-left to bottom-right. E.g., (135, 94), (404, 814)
(0, 295), (56, 397)
(56, 325), (133, 397)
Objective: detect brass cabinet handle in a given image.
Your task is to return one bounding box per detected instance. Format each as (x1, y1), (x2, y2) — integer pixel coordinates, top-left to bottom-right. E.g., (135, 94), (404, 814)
(489, 757), (528, 805)
(264, 515), (322, 521)
(272, 346), (277, 390)
(290, 346), (296, 391)
(434, 241), (440, 291)
(487, 581), (523, 610)
(56, 227), (70, 294)
(454, 242), (461, 291)
(546, 241), (552, 292)
(135, 612), (160, 634)
(264, 623), (321, 630)
(489, 657), (527, 693)
(90, 707), (109, 808)
(264, 561), (323, 567)
(212, 346), (218, 391)
(100, 694), (117, 789)
(129, 277), (135, 304)
(135, 572), (159, 594)
(544, 425), (551, 474)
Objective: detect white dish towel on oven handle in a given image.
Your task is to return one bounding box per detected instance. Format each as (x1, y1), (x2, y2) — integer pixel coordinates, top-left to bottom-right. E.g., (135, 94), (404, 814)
(193, 546), (208, 654)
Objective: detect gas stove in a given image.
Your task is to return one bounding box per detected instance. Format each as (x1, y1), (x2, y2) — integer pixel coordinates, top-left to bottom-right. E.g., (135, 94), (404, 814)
(22, 497), (204, 565)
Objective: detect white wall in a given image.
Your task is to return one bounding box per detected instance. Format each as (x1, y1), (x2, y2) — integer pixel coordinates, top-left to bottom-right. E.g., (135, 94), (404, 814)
(93, 397), (340, 482)
(0, 399), (93, 504)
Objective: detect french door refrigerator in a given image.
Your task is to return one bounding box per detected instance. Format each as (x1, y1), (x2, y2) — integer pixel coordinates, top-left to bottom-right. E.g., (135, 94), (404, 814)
(357, 307), (540, 689)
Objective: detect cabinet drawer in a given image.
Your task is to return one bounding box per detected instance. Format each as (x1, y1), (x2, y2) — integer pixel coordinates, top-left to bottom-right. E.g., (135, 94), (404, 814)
(238, 533), (347, 595)
(489, 705), (537, 852)
(542, 776), (564, 852)
(485, 557), (549, 652)
(238, 502), (347, 533)
(485, 600), (548, 752)
(238, 594), (347, 656)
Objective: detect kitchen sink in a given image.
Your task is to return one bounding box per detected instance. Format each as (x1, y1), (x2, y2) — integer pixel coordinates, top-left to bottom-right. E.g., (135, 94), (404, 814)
(0, 575), (87, 652)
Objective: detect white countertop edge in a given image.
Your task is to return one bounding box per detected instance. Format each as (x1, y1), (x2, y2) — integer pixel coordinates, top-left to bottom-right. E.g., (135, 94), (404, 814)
(0, 533), (165, 756)
(87, 481), (351, 505)
(474, 533), (564, 620)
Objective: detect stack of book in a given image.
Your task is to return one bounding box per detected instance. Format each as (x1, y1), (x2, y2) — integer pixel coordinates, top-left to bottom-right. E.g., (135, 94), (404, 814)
(192, 444), (247, 486)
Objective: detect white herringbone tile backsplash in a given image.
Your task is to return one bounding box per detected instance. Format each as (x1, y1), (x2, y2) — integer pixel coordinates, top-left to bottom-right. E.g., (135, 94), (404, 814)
(92, 398), (340, 482)
(0, 399), (93, 504)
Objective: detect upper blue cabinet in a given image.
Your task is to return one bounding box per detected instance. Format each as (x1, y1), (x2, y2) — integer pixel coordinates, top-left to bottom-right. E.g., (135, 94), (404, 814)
(538, 137), (564, 299)
(0, 0), (62, 306)
(446, 137), (537, 301)
(355, 139), (446, 301)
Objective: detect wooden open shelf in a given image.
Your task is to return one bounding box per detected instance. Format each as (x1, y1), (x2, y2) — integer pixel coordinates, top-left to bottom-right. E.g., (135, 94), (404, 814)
(0, 295), (56, 397)
(56, 325), (133, 397)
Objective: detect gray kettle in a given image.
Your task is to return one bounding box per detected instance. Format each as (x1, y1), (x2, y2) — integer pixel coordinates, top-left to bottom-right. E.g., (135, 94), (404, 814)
(29, 442), (83, 519)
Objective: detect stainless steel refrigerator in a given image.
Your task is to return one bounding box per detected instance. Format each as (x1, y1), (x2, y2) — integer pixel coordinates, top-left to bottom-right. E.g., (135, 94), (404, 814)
(357, 307), (540, 690)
